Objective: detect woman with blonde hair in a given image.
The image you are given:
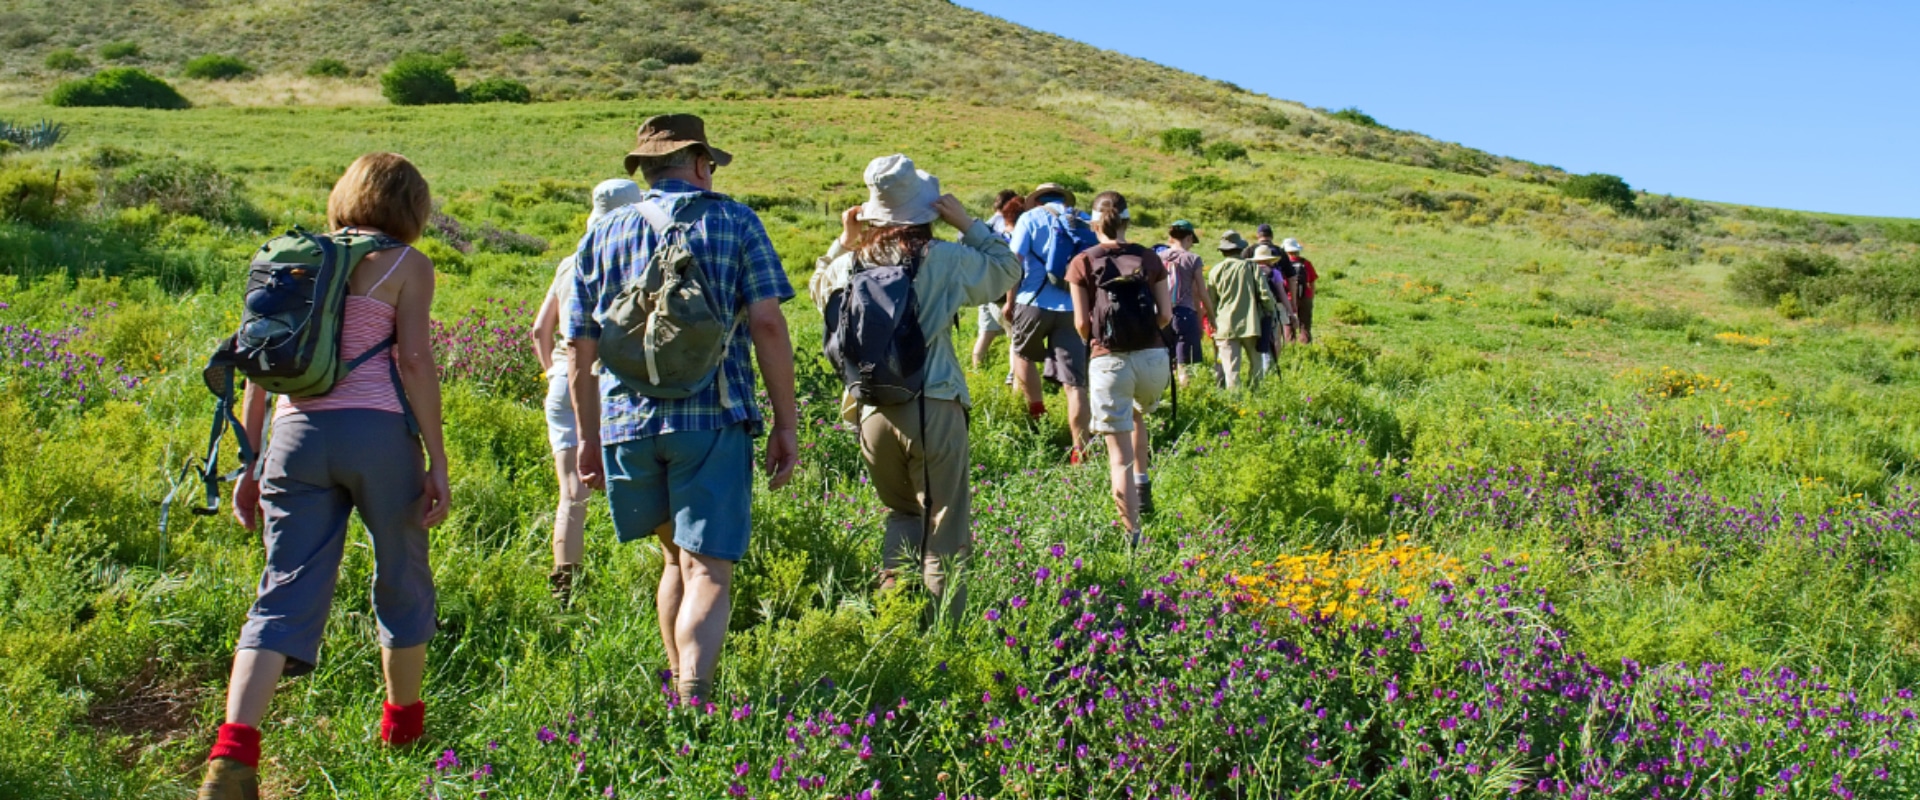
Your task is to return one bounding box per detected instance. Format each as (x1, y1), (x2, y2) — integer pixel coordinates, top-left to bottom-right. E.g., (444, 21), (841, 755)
(200, 153), (451, 800)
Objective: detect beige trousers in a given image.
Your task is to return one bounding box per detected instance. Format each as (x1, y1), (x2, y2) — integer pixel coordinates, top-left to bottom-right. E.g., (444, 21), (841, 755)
(860, 398), (971, 620)
(1216, 336), (1263, 391)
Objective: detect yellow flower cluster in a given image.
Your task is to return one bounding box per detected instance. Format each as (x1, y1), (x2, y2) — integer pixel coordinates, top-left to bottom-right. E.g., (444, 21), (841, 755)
(1223, 536), (1467, 623)
(1713, 331), (1773, 349)
(1621, 366), (1731, 399)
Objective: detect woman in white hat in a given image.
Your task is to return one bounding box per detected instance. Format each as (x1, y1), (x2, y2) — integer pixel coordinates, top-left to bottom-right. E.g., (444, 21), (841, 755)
(810, 154), (1022, 620)
(529, 178), (643, 603)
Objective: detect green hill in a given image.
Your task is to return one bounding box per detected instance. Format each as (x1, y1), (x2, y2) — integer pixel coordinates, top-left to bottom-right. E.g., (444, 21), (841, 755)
(1, 0), (1547, 177)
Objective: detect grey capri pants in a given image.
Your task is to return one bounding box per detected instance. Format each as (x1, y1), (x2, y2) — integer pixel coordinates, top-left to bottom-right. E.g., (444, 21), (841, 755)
(238, 409), (436, 675)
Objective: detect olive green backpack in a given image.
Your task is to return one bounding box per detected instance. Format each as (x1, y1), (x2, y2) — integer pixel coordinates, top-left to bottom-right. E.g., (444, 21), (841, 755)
(597, 196), (743, 403)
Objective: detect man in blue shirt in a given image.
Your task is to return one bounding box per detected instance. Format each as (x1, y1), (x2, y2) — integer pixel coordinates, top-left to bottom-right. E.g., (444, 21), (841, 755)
(565, 114), (799, 705)
(1006, 183), (1097, 463)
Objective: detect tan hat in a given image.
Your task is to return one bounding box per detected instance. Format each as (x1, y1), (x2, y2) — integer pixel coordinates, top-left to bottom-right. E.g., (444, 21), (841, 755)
(1249, 244), (1284, 263)
(624, 113), (734, 176)
(857, 154), (940, 226)
(1027, 182), (1078, 209)
(1217, 230), (1249, 253)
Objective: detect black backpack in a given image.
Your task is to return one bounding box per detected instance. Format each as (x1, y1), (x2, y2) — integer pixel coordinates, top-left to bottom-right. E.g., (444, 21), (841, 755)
(823, 253), (928, 407)
(1092, 246), (1164, 352)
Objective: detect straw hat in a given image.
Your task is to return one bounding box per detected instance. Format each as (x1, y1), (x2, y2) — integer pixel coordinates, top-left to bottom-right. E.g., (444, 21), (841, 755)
(1249, 244), (1284, 263)
(857, 154), (941, 226)
(623, 114), (734, 176)
(587, 179), (643, 229)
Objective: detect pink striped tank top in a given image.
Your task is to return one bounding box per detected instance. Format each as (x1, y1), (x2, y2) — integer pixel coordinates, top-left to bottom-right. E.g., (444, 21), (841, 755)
(277, 249), (410, 417)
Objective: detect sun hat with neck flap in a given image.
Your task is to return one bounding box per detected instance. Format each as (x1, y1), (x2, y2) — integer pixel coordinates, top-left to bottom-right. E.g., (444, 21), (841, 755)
(1217, 230), (1249, 253)
(858, 154), (941, 227)
(623, 113), (734, 177)
(587, 179), (644, 229)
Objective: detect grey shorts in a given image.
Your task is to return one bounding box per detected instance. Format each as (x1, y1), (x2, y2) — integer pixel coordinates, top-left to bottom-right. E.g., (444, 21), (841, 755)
(239, 409), (434, 675)
(1008, 304), (1088, 387)
(604, 423), (755, 561)
(1089, 349), (1172, 434)
(544, 373), (578, 452)
(976, 304), (1007, 335)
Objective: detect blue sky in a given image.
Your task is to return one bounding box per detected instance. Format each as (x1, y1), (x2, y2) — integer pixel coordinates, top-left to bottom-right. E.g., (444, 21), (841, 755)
(955, 0), (1920, 219)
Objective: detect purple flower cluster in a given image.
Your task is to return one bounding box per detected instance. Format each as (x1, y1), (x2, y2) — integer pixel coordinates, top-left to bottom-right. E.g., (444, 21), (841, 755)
(0, 304), (141, 412)
(430, 297), (543, 404)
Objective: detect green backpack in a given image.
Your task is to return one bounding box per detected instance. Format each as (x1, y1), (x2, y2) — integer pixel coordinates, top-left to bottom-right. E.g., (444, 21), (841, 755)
(184, 229), (410, 515)
(597, 196), (743, 404)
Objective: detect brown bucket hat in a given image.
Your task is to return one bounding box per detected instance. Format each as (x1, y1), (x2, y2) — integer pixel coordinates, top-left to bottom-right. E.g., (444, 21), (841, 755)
(623, 113), (734, 176)
(1026, 182), (1078, 209)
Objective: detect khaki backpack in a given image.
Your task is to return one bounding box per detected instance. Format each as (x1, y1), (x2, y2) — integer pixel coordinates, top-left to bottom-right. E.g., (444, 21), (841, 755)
(598, 196), (742, 402)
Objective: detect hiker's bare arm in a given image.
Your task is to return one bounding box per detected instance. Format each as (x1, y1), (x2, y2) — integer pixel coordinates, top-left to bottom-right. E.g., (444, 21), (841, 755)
(1154, 279), (1175, 330)
(530, 292), (559, 374)
(749, 297), (799, 490)
(1070, 281), (1094, 341)
(568, 337), (604, 491)
(394, 253), (452, 528)
(232, 382), (270, 530)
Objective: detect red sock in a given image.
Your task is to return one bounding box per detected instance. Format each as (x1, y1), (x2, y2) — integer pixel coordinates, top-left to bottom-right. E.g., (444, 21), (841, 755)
(209, 723), (262, 768)
(381, 700), (426, 746)
(1027, 401), (1046, 419)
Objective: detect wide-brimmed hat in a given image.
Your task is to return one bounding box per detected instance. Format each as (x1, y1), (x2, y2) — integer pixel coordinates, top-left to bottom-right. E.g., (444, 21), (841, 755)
(857, 154), (941, 227)
(624, 114), (734, 176)
(1249, 244), (1284, 263)
(1027, 182), (1077, 209)
(1281, 237), (1303, 253)
(1217, 230), (1249, 253)
(587, 178), (643, 229)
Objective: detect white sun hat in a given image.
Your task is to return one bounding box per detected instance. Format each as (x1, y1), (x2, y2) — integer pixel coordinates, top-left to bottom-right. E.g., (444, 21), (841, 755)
(588, 179), (644, 229)
(1281, 237), (1303, 253)
(858, 154), (941, 226)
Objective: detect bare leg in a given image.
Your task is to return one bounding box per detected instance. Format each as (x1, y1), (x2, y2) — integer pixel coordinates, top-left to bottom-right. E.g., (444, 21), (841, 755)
(552, 448), (587, 567)
(1066, 385), (1091, 455)
(222, 649), (287, 727)
(1131, 412), (1152, 475)
(381, 644), (425, 707)
(1014, 355), (1044, 409)
(654, 524), (683, 684)
(971, 329), (1000, 370)
(674, 551), (735, 703)
(1106, 429), (1139, 534)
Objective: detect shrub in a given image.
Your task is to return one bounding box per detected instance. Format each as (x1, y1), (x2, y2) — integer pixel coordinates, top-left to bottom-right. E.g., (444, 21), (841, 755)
(1727, 249), (1836, 304)
(305, 58), (351, 78)
(381, 55), (460, 106)
(461, 77), (533, 104)
(636, 58), (668, 72)
(182, 54), (253, 81)
(0, 165), (85, 225)
(1330, 107), (1382, 128)
(46, 68), (190, 109)
(100, 156), (258, 226)
(43, 48), (89, 72)
(1158, 127), (1204, 155)
(100, 41), (141, 61)
(1331, 300), (1374, 325)
(1251, 109), (1291, 130)
(497, 31), (541, 50)
(474, 223), (549, 255)
(1168, 174), (1233, 198)
(1775, 293), (1807, 320)
(1203, 141), (1248, 163)
(628, 40), (702, 65)
(1561, 173), (1635, 212)
(1035, 173), (1094, 196)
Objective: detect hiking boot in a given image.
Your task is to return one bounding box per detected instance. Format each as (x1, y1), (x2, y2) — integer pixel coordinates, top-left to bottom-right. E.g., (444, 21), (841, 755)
(1137, 479), (1155, 518)
(198, 758), (258, 800)
(549, 563), (581, 605)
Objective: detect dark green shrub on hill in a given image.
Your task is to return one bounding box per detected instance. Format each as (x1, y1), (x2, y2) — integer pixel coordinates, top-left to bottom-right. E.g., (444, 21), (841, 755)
(100, 155), (260, 227)
(1203, 141), (1248, 163)
(47, 68), (190, 109)
(1729, 249), (1835, 304)
(461, 77), (533, 104)
(1251, 109), (1291, 130)
(1331, 107), (1382, 128)
(0, 164), (86, 225)
(182, 54), (253, 81)
(305, 58), (351, 78)
(43, 48), (89, 71)
(381, 55), (460, 105)
(1159, 127), (1204, 155)
(625, 39), (702, 65)
(497, 31), (541, 49)
(100, 41), (142, 61)
(1561, 173), (1636, 212)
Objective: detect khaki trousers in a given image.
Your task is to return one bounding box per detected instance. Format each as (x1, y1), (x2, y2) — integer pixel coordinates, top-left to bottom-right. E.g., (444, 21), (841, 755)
(860, 398), (971, 619)
(1216, 336), (1263, 391)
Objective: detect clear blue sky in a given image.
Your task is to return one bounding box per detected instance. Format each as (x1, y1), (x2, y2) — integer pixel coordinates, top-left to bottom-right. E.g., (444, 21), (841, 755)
(955, 0), (1920, 219)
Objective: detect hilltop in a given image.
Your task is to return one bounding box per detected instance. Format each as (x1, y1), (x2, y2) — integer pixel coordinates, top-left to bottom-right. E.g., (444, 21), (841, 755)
(0, 0), (1546, 177)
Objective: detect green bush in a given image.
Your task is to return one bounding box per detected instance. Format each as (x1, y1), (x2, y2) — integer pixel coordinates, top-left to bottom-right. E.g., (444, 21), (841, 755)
(1251, 109), (1291, 130)
(461, 77), (533, 104)
(99, 41), (141, 61)
(1331, 299), (1374, 325)
(497, 31), (541, 49)
(1035, 173), (1093, 196)
(0, 165), (86, 225)
(46, 68), (190, 110)
(1728, 249), (1836, 304)
(182, 54), (254, 81)
(1776, 292), (1807, 320)
(1331, 107), (1382, 128)
(305, 58), (351, 78)
(1159, 127), (1204, 155)
(626, 39), (703, 65)
(43, 48), (89, 72)
(381, 54), (460, 106)
(100, 155), (259, 226)
(1203, 141), (1248, 163)
(1561, 173), (1636, 212)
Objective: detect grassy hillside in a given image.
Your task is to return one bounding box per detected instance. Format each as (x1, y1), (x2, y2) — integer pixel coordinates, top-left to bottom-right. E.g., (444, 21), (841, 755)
(4, 96), (1920, 797)
(0, 0), (1554, 178)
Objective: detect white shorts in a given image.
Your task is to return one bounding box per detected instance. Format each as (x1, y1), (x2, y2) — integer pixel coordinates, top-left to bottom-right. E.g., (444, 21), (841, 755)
(544, 373), (578, 453)
(1088, 348), (1171, 434)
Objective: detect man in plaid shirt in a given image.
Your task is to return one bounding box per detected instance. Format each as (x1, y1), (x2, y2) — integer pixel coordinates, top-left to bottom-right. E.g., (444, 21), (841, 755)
(565, 114), (798, 705)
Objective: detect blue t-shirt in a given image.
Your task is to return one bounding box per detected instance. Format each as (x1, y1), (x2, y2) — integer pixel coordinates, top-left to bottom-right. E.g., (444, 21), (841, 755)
(1009, 204), (1097, 311)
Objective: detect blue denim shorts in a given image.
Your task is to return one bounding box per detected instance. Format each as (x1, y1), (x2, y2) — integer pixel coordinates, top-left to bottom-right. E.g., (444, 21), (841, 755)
(604, 423), (754, 561)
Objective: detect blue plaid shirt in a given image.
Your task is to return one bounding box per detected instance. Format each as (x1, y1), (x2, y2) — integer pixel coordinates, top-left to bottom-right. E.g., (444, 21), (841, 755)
(563, 179), (794, 446)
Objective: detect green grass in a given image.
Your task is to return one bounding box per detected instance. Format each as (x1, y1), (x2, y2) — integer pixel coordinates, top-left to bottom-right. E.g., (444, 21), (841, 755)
(2, 98), (1919, 798)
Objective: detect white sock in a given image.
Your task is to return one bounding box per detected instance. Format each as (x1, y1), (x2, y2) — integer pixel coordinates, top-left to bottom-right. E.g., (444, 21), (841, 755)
(1135, 473), (1150, 485)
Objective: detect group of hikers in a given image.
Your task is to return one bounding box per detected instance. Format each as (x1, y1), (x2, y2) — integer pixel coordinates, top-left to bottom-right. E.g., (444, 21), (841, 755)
(193, 114), (1317, 799)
